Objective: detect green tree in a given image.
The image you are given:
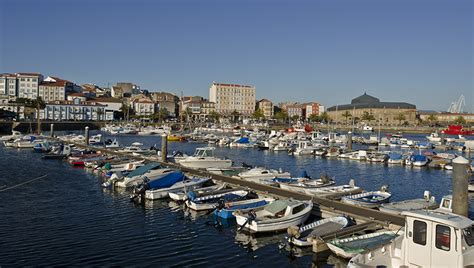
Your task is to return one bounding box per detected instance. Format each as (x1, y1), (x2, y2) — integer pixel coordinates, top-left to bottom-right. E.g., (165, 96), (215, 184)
(30, 97), (46, 134)
(308, 114), (320, 123)
(251, 109), (265, 121)
(454, 115), (466, 125)
(342, 110), (352, 125)
(208, 111), (221, 123)
(361, 111), (375, 123)
(230, 110), (241, 123)
(394, 113), (406, 126)
(427, 114), (438, 126)
(319, 112), (330, 123)
(291, 115), (300, 122)
(274, 110), (289, 122)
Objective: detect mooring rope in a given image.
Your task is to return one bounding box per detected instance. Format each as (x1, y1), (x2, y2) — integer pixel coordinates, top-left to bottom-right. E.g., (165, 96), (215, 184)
(0, 175), (48, 193)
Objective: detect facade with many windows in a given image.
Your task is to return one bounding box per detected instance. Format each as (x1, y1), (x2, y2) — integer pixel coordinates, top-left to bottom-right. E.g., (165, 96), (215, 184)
(40, 99), (106, 121)
(0, 74), (18, 97)
(209, 82), (256, 116)
(17, 73), (43, 99)
(256, 99), (274, 118)
(39, 76), (73, 102)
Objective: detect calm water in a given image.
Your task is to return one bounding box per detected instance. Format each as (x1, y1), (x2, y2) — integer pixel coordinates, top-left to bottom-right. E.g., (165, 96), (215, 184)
(0, 132), (472, 266)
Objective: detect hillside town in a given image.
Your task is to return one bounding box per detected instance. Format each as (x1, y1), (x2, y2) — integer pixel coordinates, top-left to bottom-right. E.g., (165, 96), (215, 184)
(0, 72), (473, 127)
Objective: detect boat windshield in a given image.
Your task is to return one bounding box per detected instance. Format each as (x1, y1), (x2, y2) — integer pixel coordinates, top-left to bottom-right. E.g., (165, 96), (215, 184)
(194, 149), (214, 157)
(463, 226), (474, 246)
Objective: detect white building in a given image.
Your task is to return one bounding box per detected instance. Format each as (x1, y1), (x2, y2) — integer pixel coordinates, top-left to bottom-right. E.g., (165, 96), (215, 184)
(39, 76), (73, 102)
(92, 97), (123, 120)
(17, 73), (43, 99)
(40, 99), (106, 121)
(0, 73), (18, 97)
(209, 82), (256, 116)
(132, 98), (155, 117)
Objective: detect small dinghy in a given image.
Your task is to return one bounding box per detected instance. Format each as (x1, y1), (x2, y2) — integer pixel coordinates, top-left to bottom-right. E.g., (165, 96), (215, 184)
(213, 197), (274, 219)
(277, 171), (336, 193)
(144, 177), (210, 200)
(287, 216), (350, 247)
(234, 200), (313, 233)
(379, 191), (437, 215)
(341, 187), (391, 208)
(327, 231), (399, 259)
(169, 183), (226, 201)
(185, 190), (253, 211)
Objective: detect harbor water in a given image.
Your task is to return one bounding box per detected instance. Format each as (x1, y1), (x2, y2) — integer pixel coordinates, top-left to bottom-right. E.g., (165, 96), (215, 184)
(0, 132), (473, 266)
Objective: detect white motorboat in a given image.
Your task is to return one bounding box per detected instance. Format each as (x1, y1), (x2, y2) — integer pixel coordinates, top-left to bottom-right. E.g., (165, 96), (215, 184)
(185, 190), (250, 211)
(328, 231), (399, 259)
(169, 183), (226, 201)
(116, 167), (174, 188)
(234, 199), (313, 233)
(278, 172), (336, 193)
(272, 141), (291, 151)
(341, 189), (391, 208)
(235, 167), (291, 184)
(144, 177), (209, 200)
(379, 191), (437, 215)
(287, 216), (350, 247)
(426, 132), (442, 142)
(348, 210), (474, 267)
(177, 147), (232, 169)
(292, 141), (319, 155)
(0, 130), (22, 141)
(349, 150), (368, 161)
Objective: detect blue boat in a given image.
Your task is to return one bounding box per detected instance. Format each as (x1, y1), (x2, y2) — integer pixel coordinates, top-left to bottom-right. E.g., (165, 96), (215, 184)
(131, 170), (185, 199)
(213, 198), (273, 219)
(186, 190), (253, 211)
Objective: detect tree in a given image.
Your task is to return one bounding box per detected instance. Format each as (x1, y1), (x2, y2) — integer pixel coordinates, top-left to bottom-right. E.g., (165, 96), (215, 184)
(291, 115), (300, 122)
(394, 112), (406, 126)
(251, 109), (265, 121)
(274, 110), (289, 123)
(361, 111), (375, 123)
(319, 112), (330, 123)
(208, 111), (221, 123)
(30, 97), (46, 135)
(342, 111), (352, 125)
(454, 115), (466, 125)
(154, 107), (169, 123)
(427, 114), (438, 126)
(230, 110), (241, 123)
(308, 114), (320, 123)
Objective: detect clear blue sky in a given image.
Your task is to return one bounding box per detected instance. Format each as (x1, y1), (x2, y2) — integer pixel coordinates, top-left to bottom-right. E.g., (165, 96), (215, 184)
(1, 0), (472, 112)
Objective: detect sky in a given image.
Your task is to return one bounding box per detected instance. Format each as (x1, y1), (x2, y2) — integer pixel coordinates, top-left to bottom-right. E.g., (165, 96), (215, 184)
(0, 0), (472, 112)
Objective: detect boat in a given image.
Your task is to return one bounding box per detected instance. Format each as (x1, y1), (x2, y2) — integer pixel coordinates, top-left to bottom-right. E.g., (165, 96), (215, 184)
(213, 197), (274, 219)
(42, 144), (72, 159)
(277, 171), (336, 193)
(328, 231), (399, 259)
(143, 177), (209, 200)
(387, 152), (403, 164)
(0, 130), (22, 141)
(102, 162), (161, 187)
(341, 188), (391, 208)
(119, 167), (177, 189)
(426, 132), (442, 142)
(349, 150), (368, 161)
(272, 141), (291, 151)
(291, 140), (320, 155)
(234, 199), (313, 233)
(379, 191), (437, 215)
(130, 169), (186, 200)
(177, 147), (232, 169)
(185, 190), (252, 211)
(167, 135), (185, 142)
(287, 216), (350, 247)
(441, 125), (474, 136)
(405, 154), (429, 167)
(235, 167), (291, 184)
(169, 183), (226, 201)
(348, 209), (474, 267)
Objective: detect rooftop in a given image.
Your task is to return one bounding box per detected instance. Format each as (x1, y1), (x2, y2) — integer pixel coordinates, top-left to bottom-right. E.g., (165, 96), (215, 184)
(327, 92), (416, 111)
(402, 210), (473, 229)
(212, 82), (254, 88)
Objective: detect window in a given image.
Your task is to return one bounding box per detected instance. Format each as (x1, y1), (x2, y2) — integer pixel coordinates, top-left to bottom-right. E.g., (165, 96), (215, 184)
(463, 226), (474, 246)
(292, 204), (306, 214)
(436, 225), (450, 251)
(413, 220), (427, 245)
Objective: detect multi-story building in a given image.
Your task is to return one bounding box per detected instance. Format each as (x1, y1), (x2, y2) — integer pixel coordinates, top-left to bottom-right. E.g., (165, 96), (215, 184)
(132, 97), (155, 117)
(92, 97), (123, 120)
(209, 82), (256, 116)
(115, 82), (140, 95)
(150, 92), (179, 117)
(287, 103), (305, 118)
(305, 102), (322, 119)
(326, 92), (417, 125)
(418, 111), (474, 124)
(256, 99), (274, 118)
(17, 73), (43, 99)
(40, 99), (106, 121)
(0, 73), (18, 97)
(180, 97), (216, 121)
(39, 76), (73, 102)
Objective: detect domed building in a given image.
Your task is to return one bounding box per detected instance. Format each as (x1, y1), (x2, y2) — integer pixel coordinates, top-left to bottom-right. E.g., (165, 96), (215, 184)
(326, 92), (417, 125)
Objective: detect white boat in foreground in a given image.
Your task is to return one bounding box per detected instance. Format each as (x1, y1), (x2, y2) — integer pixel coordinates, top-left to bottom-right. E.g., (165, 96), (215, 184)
(177, 147), (232, 169)
(328, 231), (399, 259)
(287, 216), (349, 247)
(234, 200), (313, 233)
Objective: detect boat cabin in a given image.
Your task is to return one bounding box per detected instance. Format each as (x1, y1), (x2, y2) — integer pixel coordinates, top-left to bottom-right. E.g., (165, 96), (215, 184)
(401, 210), (474, 267)
(193, 147), (216, 158)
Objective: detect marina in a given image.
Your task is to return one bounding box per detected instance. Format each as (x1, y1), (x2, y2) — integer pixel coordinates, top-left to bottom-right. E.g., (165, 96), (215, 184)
(1, 126), (473, 266)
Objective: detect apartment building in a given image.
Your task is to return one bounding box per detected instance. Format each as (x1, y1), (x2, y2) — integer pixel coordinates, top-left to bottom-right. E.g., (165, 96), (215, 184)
(209, 82), (256, 116)
(256, 99), (274, 118)
(39, 76), (74, 102)
(0, 73), (18, 97)
(17, 73), (43, 99)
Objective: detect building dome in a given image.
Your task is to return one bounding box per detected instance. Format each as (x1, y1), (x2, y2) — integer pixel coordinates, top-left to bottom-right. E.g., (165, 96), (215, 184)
(351, 92), (380, 104)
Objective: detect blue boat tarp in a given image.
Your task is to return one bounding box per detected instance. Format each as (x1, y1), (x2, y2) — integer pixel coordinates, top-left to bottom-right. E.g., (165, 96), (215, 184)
(127, 162), (160, 177)
(411, 155), (427, 162)
(145, 171), (184, 190)
(236, 137), (250, 144)
(273, 177), (297, 183)
(388, 152), (402, 160)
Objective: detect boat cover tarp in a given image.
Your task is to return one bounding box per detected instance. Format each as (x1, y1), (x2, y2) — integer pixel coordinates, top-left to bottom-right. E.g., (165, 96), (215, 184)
(388, 152), (402, 160)
(127, 162), (160, 178)
(336, 233), (396, 253)
(265, 200), (290, 215)
(145, 171), (184, 189)
(228, 200), (268, 211)
(236, 137), (250, 144)
(411, 155), (427, 162)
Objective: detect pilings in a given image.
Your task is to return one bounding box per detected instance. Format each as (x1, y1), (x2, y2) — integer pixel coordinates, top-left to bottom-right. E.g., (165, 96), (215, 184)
(161, 134), (168, 162)
(85, 126), (90, 146)
(50, 124), (54, 137)
(452, 156), (470, 217)
(347, 131), (353, 151)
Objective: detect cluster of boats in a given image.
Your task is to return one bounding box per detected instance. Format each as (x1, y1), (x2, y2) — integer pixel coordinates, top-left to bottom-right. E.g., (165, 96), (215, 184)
(101, 124), (171, 136)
